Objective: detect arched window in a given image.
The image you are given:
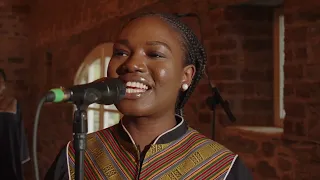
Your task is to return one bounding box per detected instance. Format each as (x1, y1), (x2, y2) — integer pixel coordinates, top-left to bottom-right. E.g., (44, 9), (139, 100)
(74, 43), (121, 133)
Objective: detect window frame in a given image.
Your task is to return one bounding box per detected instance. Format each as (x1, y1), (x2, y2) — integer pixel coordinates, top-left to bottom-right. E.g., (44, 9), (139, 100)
(273, 8), (285, 128)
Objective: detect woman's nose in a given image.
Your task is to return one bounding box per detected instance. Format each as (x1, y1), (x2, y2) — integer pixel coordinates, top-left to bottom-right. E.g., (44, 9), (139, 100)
(117, 52), (147, 74)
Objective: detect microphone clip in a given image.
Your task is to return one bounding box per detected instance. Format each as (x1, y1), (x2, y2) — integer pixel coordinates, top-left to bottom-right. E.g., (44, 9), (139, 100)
(206, 86), (236, 123)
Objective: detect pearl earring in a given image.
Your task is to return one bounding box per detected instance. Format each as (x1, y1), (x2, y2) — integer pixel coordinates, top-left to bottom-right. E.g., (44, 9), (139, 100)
(182, 83), (189, 91)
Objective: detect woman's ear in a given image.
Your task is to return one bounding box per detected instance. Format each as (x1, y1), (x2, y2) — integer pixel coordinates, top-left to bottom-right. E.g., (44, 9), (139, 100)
(181, 64), (195, 91)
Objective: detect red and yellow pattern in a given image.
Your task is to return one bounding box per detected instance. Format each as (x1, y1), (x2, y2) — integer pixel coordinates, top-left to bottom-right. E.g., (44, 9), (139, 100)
(67, 125), (237, 180)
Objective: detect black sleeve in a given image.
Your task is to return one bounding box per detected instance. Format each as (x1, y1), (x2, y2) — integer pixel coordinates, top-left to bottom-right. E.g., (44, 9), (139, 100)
(44, 146), (69, 180)
(16, 102), (30, 164)
(0, 113), (24, 180)
(226, 157), (253, 180)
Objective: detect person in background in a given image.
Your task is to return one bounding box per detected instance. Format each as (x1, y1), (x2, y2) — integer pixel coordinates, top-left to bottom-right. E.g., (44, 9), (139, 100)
(0, 68), (30, 180)
(46, 12), (252, 180)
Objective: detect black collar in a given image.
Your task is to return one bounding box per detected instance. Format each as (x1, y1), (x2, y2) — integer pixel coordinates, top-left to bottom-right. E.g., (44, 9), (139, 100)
(117, 115), (188, 145)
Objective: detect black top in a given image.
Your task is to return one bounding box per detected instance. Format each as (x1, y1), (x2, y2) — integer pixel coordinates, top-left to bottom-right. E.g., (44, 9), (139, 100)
(0, 103), (30, 180)
(45, 117), (252, 180)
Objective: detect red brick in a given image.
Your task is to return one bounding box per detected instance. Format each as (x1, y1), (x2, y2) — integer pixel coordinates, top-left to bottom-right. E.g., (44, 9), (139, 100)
(242, 38), (272, 51)
(30, 0), (161, 47)
(218, 53), (239, 66)
(197, 83), (212, 94)
(304, 65), (320, 80)
(296, 10), (320, 23)
(209, 67), (238, 81)
(310, 42), (320, 63)
(218, 82), (255, 96)
(295, 122), (306, 136)
(306, 103), (320, 119)
(308, 24), (320, 39)
(283, 13), (295, 25)
(295, 82), (320, 100)
(198, 98), (209, 110)
(254, 83), (273, 98)
(241, 99), (273, 112)
(198, 111), (212, 124)
(284, 83), (295, 97)
(13, 68), (27, 76)
(0, 3), (29, 97)
(223, 6), (273, 22)
(283, 119), (294, 134)
(207, 54), (218, 67)
(11, 5), (30, 14)
(207, 38), (238, 52)
(285, 47), (293, 62)
(279, 2), (320, 172)
(285, 27), (307, 44)
(293, 47), (308, 60)
(285, 102), (306, 118)
(284, 64), (304, 80)
(216, 22), (272, 37)
(243, 51), (273, 68)
(240, 68), (271, 82)
(229, 112), (273, 126)
(308, 117), (320, 141)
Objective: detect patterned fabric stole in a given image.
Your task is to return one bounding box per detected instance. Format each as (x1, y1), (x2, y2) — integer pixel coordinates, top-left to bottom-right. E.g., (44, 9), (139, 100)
(67, 126), (138, 180)
(139, 128), (237, 180)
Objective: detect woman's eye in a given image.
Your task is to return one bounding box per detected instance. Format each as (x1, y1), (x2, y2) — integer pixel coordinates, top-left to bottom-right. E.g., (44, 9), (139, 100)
(148, 52), (165, 58)
(113, 50), (128, 57)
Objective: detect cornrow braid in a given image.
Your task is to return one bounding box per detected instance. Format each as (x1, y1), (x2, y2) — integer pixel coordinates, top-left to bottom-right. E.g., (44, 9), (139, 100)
(128, 12), (207, 116)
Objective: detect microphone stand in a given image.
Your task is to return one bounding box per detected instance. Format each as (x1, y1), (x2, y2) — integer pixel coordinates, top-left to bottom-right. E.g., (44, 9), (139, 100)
(206, 83), (236, 140)
(73, 103), (88, 180)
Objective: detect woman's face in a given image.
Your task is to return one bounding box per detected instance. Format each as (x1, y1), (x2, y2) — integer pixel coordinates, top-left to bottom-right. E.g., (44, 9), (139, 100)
(108, 16), (195, 117)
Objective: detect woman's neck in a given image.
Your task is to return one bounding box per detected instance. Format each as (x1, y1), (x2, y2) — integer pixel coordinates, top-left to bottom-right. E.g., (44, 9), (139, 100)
(122, 112), (177, 151)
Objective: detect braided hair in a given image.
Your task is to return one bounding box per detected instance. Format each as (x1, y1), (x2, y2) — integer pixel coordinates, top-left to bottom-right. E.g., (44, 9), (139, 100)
(126, 12), (207, 116)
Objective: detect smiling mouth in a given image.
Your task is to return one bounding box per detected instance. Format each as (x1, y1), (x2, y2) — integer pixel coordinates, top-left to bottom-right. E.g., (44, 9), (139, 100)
(125, 81), (150, 94)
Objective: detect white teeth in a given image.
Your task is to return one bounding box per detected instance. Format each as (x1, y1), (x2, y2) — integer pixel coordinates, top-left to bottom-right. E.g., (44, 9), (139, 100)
(132, 82), (137, 87)
(126, 88), (146, 94)
(125, 81), (149, 94)
(125, 81), (149, 90)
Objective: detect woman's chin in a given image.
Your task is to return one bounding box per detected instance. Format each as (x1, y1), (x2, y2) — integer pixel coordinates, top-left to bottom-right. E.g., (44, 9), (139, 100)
(116, 104), (152, 118)
(115, 94), (155, 117)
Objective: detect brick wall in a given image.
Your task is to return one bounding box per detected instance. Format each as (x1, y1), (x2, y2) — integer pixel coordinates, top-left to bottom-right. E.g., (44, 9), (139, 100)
(0, 0), (29, 99)
(0, 4), (32, 177)
(284, 0), (320, 142)
(283, 0), (320, 177)
(186, 5), (275, 137)
(219, 1), (320, 179)
(29, 0), (160, 47)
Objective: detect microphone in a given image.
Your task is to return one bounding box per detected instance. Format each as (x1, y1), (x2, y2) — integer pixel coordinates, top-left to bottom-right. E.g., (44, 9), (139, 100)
(45, 77), (126, 105)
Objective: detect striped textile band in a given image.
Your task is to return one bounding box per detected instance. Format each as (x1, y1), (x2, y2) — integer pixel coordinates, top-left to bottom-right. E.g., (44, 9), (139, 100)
(67, 125), (237, 180)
